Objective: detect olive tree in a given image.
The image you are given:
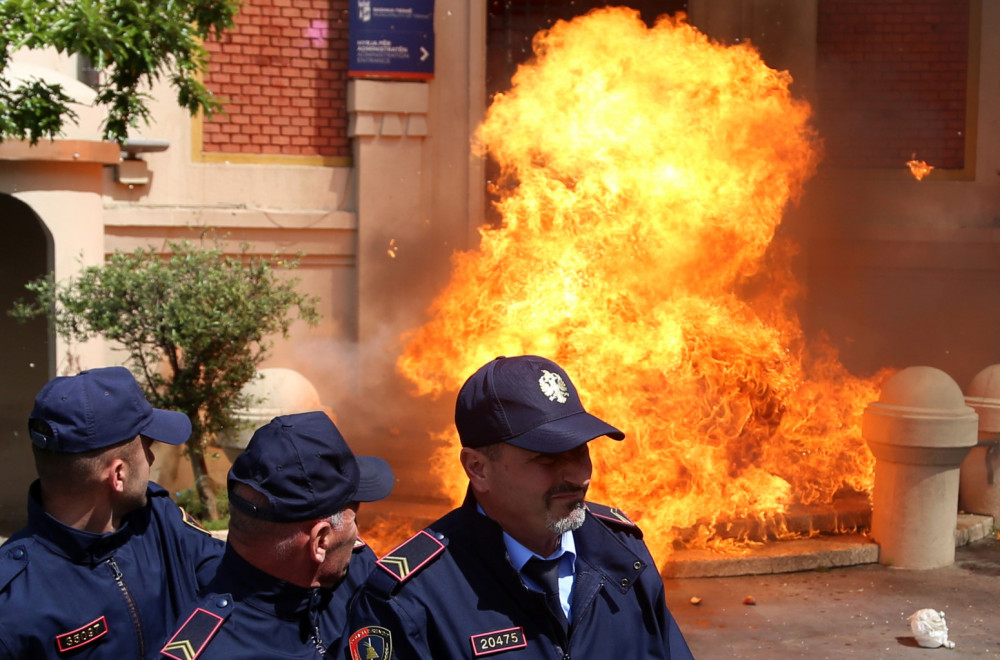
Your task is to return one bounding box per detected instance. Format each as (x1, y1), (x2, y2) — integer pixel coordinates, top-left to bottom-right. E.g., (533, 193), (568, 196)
(11, 239), (321, 519)
(0, 0), (238, 144)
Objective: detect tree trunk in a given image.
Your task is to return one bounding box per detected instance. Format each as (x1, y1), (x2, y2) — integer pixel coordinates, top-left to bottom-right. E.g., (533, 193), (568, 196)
(187, 437), (219, 521)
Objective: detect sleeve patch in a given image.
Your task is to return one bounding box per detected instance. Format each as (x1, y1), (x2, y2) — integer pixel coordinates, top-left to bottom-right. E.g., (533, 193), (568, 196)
(376, 530), (445, 583)
(161, 608), (225, 660)
(348, 625), (392, 660)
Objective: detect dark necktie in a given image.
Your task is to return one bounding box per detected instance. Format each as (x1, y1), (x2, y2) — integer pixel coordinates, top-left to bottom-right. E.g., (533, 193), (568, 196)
(522, 557), (567, 630)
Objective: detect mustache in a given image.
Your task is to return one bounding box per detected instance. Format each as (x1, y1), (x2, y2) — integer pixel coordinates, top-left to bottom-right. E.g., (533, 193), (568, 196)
(545, 484), (587, 501)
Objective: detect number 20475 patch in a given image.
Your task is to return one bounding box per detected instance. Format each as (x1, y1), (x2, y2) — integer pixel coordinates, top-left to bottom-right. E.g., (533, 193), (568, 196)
(469, 627), (527, 656)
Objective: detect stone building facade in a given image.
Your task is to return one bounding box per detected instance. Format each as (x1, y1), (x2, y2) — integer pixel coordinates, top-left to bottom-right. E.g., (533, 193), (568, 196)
(0, 0), (997, 526)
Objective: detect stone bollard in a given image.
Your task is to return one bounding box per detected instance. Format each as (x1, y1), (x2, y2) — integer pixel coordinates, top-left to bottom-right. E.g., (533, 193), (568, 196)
(863, 366), (978, 569)
(216, 367), (332, 461)
(959, 364), (1000, 519)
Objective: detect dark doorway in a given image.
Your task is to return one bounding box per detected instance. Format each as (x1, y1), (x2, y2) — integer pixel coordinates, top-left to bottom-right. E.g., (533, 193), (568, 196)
(0, 195), (53, 529)
(486, 1), (689, 99)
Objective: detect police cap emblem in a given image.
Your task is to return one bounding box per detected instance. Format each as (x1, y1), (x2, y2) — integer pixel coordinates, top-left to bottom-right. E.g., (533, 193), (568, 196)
(538, 369), (569, 403)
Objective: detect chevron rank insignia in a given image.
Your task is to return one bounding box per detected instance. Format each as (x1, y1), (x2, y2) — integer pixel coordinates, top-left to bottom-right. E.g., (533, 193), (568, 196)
(161, 608), (225, 660)
(377, 530), (445, 582)
(586, 502), (641, 535)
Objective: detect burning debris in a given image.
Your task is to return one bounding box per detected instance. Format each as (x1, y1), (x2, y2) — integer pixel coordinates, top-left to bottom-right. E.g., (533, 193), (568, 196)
(906, 157), (935, 181)
(398, 8), (884, 561)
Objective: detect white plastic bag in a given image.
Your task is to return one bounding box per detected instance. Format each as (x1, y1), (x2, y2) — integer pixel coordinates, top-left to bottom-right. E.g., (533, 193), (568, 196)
(908, 609), (955, 649)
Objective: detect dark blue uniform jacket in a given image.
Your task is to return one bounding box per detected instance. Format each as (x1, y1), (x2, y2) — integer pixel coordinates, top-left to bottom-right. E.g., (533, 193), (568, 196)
(0, 481), (224, 659)
(161, 540), (378, 659)
(345, 493), (694, 660)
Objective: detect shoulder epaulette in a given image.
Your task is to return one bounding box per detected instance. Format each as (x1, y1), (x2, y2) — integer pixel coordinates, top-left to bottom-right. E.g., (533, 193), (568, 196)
(0, 540), (32, 592)
(376, 530), (446, 584)
(586, 502), (643, 538)
(160, 595), (234, 660)
(178, 507), (211, 534)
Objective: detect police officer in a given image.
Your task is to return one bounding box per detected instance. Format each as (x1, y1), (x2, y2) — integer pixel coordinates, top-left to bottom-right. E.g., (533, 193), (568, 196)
(160, 410), (395, 659)
(346, 355), (694, 659)
(0, 366), (224, 659)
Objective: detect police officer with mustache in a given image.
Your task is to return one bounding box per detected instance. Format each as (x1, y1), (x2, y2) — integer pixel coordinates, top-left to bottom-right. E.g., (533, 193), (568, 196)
(345, 355), (693, 660)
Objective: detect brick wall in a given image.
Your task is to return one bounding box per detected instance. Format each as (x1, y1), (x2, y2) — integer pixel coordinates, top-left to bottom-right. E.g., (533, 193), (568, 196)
(201, 0), (351, 157)
(815, 0), (970, 170)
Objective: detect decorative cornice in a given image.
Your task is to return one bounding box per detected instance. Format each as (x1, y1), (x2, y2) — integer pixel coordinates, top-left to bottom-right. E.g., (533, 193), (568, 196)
(347, 80), (429, 138)
(0, 139), (120, 164)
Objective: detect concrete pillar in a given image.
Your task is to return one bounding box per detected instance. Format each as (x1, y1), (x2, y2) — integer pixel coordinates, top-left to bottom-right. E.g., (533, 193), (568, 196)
(862, 366), (978, 569)
(959, 364), (1000, 519)
(345, 79), (455, 504)
(347, 80), (429, 385)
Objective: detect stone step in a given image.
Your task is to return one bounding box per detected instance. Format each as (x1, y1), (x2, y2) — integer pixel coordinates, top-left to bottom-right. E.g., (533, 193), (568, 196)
(660, 513), (994, 579)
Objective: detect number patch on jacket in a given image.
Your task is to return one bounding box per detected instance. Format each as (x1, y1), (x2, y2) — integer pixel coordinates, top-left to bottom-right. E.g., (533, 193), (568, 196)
(470, 627), (527, 656)
(56, 616), (108, 653)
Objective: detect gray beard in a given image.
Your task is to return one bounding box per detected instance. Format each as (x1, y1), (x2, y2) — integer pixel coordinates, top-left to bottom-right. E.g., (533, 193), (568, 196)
(547, 502), (586, 535)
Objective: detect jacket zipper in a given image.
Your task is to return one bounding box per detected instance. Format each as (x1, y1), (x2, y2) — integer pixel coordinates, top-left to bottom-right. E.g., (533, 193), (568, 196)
(307, 589), (327, 657)
(107, 557), (145, 658)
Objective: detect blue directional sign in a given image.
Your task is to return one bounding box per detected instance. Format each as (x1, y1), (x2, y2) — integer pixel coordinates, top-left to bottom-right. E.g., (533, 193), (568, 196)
(349, 0), (434, 80)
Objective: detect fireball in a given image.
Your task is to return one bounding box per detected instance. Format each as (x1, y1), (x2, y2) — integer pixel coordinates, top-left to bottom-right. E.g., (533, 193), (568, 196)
(398, 8), (884, 561)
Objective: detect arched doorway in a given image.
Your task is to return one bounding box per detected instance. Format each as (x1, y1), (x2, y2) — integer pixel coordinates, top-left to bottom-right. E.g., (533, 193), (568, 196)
(0, 194), (53, 529)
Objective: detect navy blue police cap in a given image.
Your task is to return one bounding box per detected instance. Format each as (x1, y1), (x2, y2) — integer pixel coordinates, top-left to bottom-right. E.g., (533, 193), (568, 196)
(455, 355), (624, 454)
(28, 366), (191, 452)
(228, 411), (395, 522)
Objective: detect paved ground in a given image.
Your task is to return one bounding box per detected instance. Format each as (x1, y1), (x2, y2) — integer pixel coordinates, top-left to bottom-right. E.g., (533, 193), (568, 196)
(665, 537), (1000, 659)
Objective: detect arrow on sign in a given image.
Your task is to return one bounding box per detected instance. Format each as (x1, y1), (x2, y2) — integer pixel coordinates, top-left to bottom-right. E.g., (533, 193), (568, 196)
(420, 46), (430, 61)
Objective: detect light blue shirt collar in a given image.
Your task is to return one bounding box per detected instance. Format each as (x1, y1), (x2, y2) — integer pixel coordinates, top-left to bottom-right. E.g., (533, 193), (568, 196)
(503, 528), (577, 573)
(477, 503), (577, 618)
(475, 502), (577, 569)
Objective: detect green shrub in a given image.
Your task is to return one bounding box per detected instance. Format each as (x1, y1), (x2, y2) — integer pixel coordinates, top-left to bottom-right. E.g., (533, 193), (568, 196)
(11, 238), (320, 520)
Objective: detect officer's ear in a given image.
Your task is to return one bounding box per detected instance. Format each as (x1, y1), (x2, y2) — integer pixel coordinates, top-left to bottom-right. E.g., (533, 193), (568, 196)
(107, 458), (128, 494)
(461, 447), (490, 493)
(308, 518), (333, 564)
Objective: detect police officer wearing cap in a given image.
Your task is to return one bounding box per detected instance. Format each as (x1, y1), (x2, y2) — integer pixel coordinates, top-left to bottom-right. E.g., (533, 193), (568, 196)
(0, 367), (225, 659)
(346, 355), (694, 660)
(159, 410), (395, 660)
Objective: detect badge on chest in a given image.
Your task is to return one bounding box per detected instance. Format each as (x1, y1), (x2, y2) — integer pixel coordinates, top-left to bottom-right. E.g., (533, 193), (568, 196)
(55, 616), (108, 653)
(470, 626), (527, 656)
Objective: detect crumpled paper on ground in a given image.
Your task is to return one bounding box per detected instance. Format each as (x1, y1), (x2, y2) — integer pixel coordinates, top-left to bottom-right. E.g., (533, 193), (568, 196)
(908, 609), (955, 649)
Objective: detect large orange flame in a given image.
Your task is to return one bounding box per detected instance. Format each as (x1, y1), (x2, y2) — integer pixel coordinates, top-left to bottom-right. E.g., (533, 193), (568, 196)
(398, 8), (885, 561)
